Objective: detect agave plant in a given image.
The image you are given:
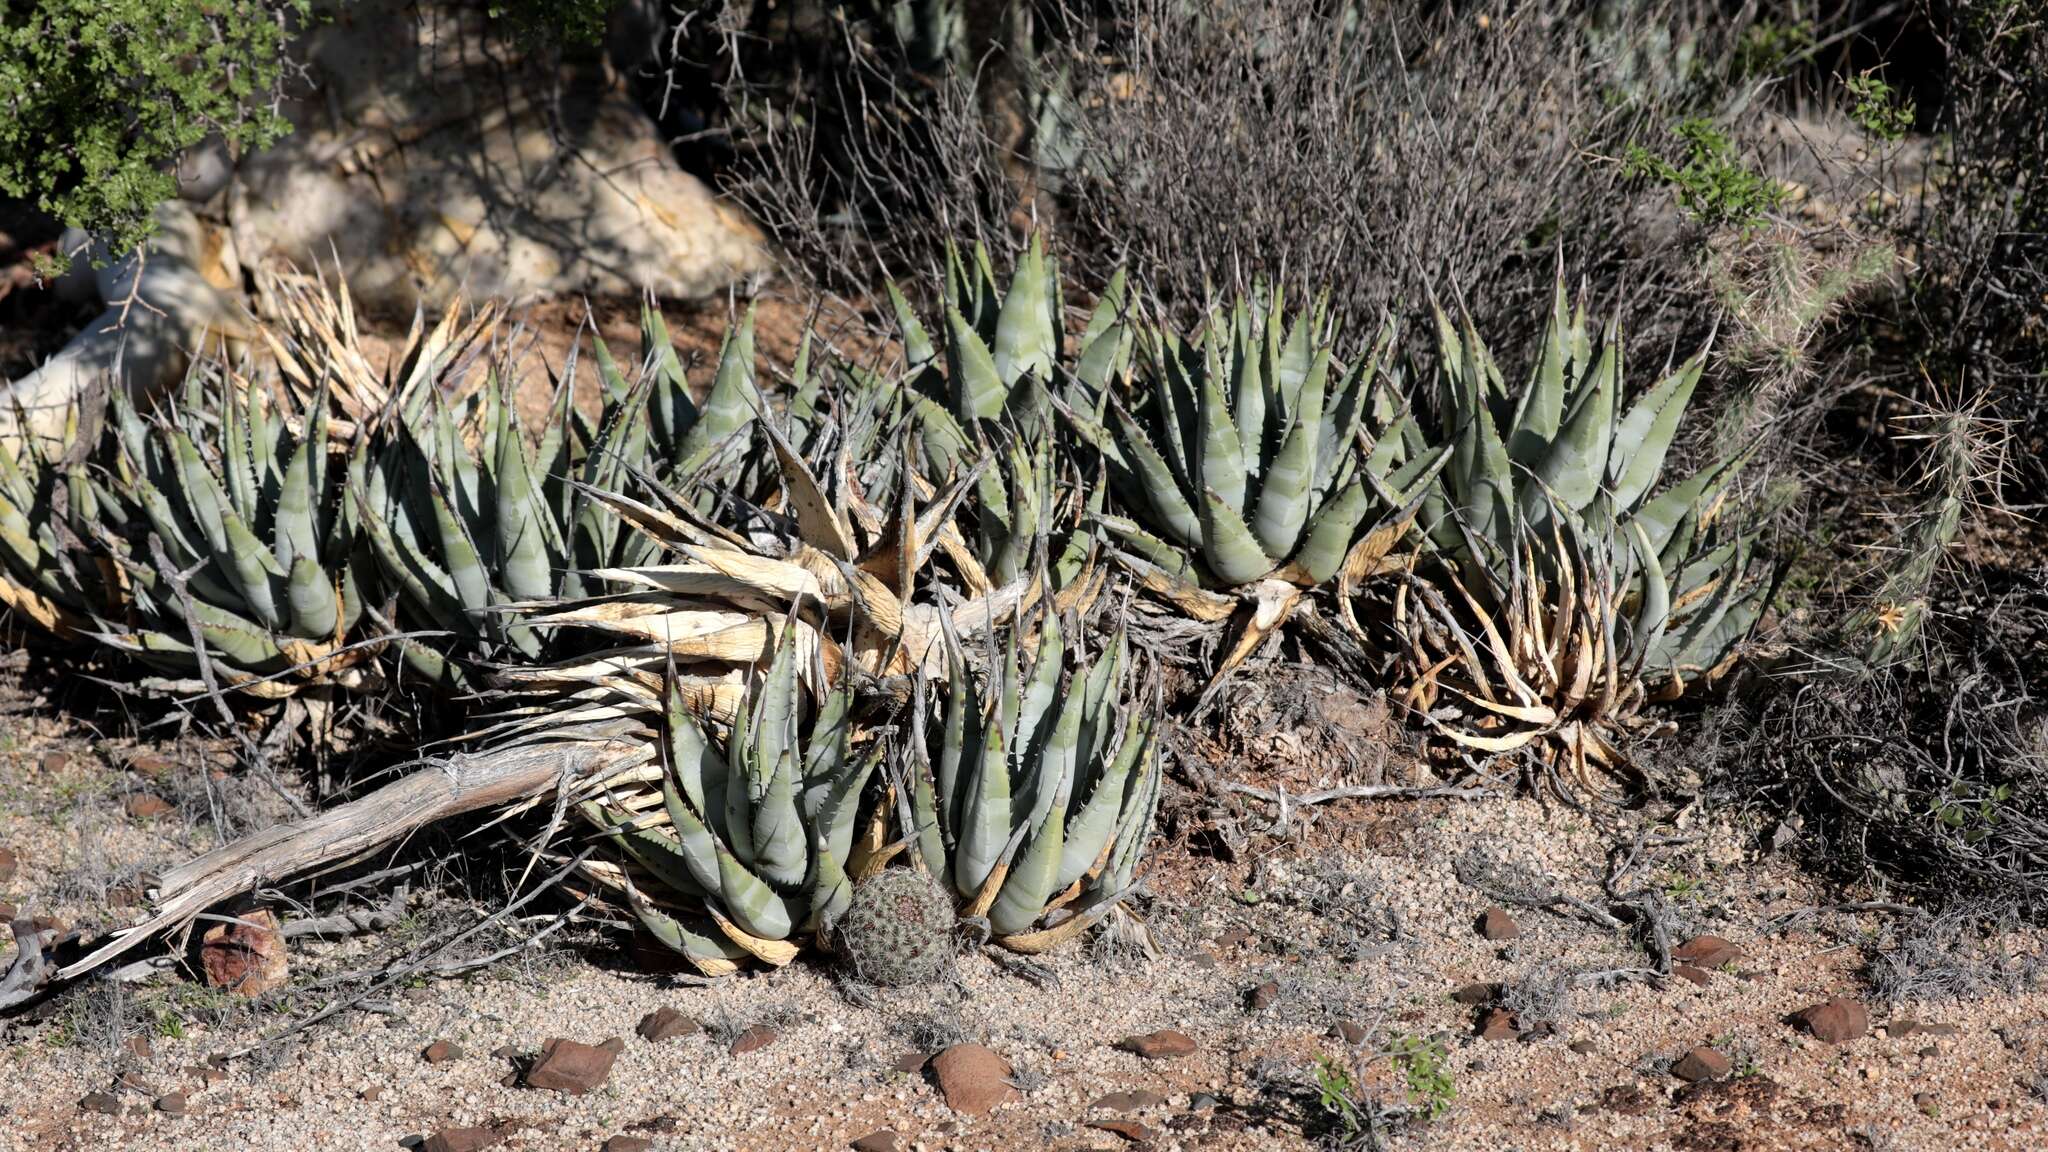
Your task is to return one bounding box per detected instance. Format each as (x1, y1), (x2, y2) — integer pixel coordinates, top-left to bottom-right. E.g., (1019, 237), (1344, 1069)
(577, 626), (881, 975)
(903, 607), (1162, 950)
(0, 400), (121, 639)
(88, 360), (377, 697)
(1385, 280), (1768, 802)
(885, 237), (1130, 591)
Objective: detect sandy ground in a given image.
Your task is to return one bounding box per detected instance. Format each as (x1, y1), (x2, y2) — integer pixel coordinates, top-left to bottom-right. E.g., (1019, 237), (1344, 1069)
(2, 673), (2046, 1152)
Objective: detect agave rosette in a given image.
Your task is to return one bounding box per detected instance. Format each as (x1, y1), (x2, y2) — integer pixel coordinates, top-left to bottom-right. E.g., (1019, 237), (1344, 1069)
(903, 607), (1162, 951)
(1388, 279), (1768, 801)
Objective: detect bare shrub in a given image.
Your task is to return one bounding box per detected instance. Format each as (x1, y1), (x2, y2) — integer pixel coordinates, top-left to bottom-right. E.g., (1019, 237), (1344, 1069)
(1866, 904), (2044, 1003)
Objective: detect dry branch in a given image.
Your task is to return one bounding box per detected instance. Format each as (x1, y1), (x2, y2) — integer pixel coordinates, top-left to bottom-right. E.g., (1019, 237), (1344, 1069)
(47, 741), (610, 990)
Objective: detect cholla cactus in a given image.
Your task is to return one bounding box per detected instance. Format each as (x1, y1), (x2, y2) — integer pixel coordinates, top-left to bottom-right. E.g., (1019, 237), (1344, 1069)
(906, 609), (1162, 950)
(1389, 278), (1767, 801)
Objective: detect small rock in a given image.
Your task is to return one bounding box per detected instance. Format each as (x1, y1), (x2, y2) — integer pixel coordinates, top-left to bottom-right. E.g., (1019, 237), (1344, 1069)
(890, 1050), (927, 1074)
(523, 1038), (617, 1095)
(1569, 1040), (1598, 1055)
(636, 1006), (700, 1043)
(1672, 1046), (1731, 1083)
(1118, 1029), (1198, 1059)
(491, 1044), (521, 1060)
(185, 1064), (227, 1086)
(1451, 982), (1500, 1005)
(421, 1040), (463, 1064)
(599, 1036), (626, 1055)
(1673, 964), (1712, 987)
(1477, 1008), (1519, 1041)
(728, 1026), (779, 1056)
(0, 846), (16, 883)
(1915, 1092), (1937, 1114)
(123, 792), (173, 819)
(199, 908), (289, 996)
(929, 1043), (1017, 1115)
(123, 1034), (153, 1061)
(1329, 1020), (1368, 1045)
(1790, 998), (1869, 1044)
(80, 1091), (122, 1116)
(155, 1092), (188, 1116)
(1093, 1090), (1168, 1112)
(1188, 1091), (1222, 1111)
(1087, 1119), (1157, 1143)
(422, 1127), (502, 1152)
(1892, 1021), (1958, 1039)
(1214, 927), (1252, 950)
(126, 752), (175, 778)
(1476, 906), (1521, 940)
(603, 1138), (654, 1152)
(1245, 980), (1280, 1011)
(850, 1131), (902, 1152)
(40, 751), (70, 773)
(360, 1086), (382, 1102)
(1673, 935), (1745, 969)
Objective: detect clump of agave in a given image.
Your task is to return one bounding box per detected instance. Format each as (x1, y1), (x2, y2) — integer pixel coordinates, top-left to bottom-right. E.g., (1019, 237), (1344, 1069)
(903, 609), (1161, 950)
(578, 628), (882, 975)
(1383, 279), (1767, 802)
(1094, 290), (1450, 693)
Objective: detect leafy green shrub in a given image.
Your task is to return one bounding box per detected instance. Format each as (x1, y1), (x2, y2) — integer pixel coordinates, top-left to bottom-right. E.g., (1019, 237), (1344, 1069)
(0, 0), (310, 255)
(1624, 117), (1783, 230)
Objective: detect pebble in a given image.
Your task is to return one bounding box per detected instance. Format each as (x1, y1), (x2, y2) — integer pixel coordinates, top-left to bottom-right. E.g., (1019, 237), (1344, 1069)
(0, 846), (16, 883)
(1476, 906), (1521, 940)
(1790, 998), (1869, 1044)
(729, 1026), (780, 1056)
(1673, 935), (1745, 968)
(603, 1137), (654, 1152)
(422, 1040), (463, 1064)
(1477, 1008), (1519, 1041)
(421, 1127), (501, 1152)
(155, 1091), (189, 1116)
(79, 1091), (122, 1116)
(523, 1038), (616, 1095)
(1092, 1090), (1167, 1112)
(1672, 1046), (1731, 1083)
(123, 792), (174, 819)
(1118, 1029), (1198, 1059)
(1087, 1119), (1157, 1143)
(637, 1006), (700, 1043)
(1245, 980), (1280, 1011)
(849, 1130), (902, 1152)
(929, 1044), (1016, 1115)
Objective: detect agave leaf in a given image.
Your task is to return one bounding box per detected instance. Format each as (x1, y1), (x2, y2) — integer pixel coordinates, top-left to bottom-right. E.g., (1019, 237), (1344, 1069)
(1250, 410), (1314, 561)
(675, 308), (759, 474)
(1608, 351), (1705, 511)
(1197, 356), (1250, 516)
(1529, 319), (1619, 515)
(1057, 708), (1146, 888)
(955, 683), (1013, 899)
(993, 235), (1057, 387)
(1508, 276), (1572, 465)
(1198, 487), (1273, 586)
(947, 305), (1007, 422)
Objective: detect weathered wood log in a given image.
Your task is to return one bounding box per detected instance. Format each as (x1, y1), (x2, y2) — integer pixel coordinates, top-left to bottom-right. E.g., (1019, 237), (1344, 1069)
(47, 741), (607, 991)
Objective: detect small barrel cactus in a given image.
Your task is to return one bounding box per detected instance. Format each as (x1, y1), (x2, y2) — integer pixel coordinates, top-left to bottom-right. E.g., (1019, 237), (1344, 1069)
(835, 866), (957, 987)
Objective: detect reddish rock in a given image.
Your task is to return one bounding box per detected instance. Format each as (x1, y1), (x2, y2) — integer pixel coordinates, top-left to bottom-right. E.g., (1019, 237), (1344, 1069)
(1246, 980), (1280, 1011)
(1118, 1029), (1197, 1059)
(123, 792), (173, 819)
(728, 1026), (779, 1056)
(40, 751), (70, 773)
(1329, 1020), (1368, 1045)
(1452, 982), (1500, 1005)
(1790, 998), (1869, 1044)
(422, 1127), (502, 1152)
(79, 1091), (122, 1116)
(199, 908), (289, 996)
(1672, 1046), (1731, 1083)
(1477, 1008), (1520, 1041)
(155, 1092), (189, 1116)
(523, 1038), (616, 1095)
(890, 1050), (927, 1074)
(1673, 935), (1745, 969)
(126, 753), (175, 778)
(604, 1138), (654, 1152)
(599, 1036), (626, 1055)
(929, 1043), (1017, 1115)
(360, 1086), (382, 1102)
(1568, 1039), (1598, 1055)
(122, 1034), (153, 1062)
(1673, 964), (1712, 987)
(1476, 906), (1520, 940)
(185, 1064), (227, 1086)
(1093, 1090), (1168, 1112)
(636, 1007), (700, 1043)
(850, 1131), (902, 1152)
(1088, 1119), (1158, 1143)
(422, 1040), (463, 1064)
(1213, 927), (1252, 950)
(0, 846), (16, 883)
